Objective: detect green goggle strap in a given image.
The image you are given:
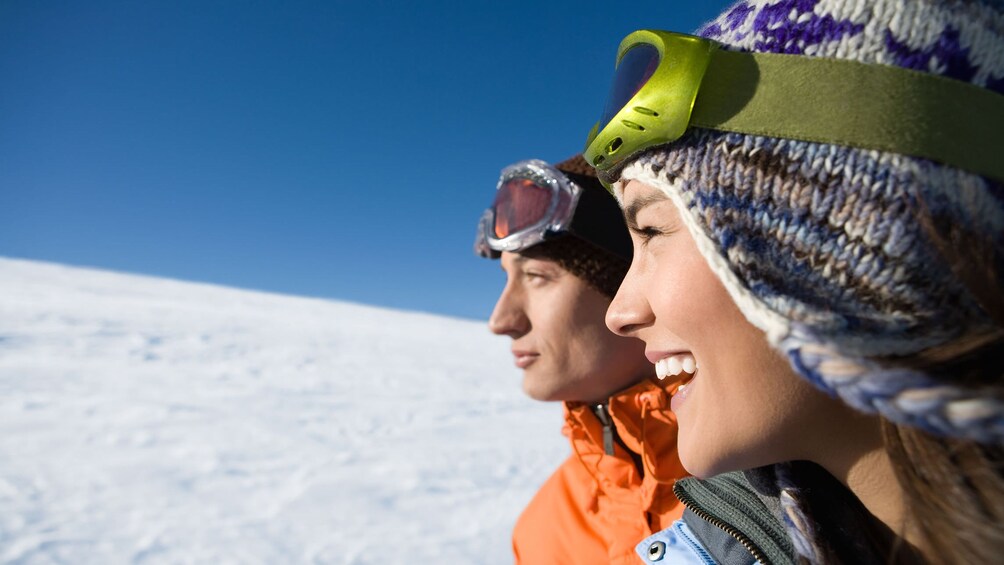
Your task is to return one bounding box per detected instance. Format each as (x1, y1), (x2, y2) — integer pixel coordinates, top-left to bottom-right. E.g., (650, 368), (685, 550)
(691, 49), (1004, 182)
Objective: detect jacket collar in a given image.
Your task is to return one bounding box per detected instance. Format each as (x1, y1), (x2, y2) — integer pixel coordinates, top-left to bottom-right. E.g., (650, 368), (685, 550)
(563, 378), (686, 515)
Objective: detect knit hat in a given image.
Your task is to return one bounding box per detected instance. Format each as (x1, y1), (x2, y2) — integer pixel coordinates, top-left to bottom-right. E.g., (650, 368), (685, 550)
(609, 0), (1004, 443)
(523, 155), (630, 299)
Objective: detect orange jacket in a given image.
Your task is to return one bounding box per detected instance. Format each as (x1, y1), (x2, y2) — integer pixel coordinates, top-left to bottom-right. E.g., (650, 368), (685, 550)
(512, 378), (688, 565)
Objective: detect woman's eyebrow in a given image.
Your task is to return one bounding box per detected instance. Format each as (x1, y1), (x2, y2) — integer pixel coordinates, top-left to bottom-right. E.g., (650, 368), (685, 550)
(624, 193), (668, 229)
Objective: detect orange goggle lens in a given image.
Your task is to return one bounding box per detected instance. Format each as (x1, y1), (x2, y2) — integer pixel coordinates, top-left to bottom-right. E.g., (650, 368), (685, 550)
(491, 178), (553, 238)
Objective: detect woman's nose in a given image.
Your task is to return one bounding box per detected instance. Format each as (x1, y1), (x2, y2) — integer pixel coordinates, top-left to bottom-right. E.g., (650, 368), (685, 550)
(606, 267), (653, 337)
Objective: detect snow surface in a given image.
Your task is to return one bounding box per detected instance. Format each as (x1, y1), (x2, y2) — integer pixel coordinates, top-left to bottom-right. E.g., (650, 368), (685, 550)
(0, 257), (567, 564)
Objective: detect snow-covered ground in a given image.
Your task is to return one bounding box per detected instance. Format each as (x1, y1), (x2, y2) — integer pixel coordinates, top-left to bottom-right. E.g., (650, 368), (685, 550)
(0, 257), (566, 564)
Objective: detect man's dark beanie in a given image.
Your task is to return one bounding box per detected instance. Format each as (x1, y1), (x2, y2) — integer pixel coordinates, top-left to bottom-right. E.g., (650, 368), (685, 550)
(519, 155), (630, 299)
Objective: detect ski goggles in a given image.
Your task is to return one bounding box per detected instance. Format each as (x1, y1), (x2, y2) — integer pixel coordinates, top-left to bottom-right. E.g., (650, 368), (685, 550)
(474, 159), (631, 260)
(584, 30), (1004, 185)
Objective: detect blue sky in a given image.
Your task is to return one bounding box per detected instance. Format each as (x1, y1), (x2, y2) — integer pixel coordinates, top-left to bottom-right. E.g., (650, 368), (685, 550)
(1, 0), (733, 320)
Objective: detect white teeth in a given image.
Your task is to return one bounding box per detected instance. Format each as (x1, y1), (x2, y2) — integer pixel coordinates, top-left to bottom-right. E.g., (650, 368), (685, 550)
(655, 353), (698, 380)
(667, 356), (682, 376)
(681, 357), (696, 374)
(655, 358), (668, 380)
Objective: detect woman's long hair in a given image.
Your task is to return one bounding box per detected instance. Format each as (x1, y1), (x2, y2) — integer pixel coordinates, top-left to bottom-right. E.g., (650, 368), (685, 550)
(880, 199), (1004, 564)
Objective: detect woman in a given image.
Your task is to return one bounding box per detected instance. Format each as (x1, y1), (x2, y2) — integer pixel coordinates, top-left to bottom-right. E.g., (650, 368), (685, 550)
(475, 156), (690, 564)
(586, 0), (1004, 562)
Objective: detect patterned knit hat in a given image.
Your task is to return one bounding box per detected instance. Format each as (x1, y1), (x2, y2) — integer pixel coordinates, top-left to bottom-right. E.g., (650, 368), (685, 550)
(523, 155), (630, 299)
(610, 0), (1004, 442)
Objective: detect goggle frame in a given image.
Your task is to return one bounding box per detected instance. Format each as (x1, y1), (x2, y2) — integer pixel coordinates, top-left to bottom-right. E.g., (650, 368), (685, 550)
(585, 30), (1004, 185)
(474, 159), (583, 259)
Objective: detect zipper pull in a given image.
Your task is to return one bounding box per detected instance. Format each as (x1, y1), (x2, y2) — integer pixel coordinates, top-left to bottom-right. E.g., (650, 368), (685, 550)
(595, 404), (615, 456)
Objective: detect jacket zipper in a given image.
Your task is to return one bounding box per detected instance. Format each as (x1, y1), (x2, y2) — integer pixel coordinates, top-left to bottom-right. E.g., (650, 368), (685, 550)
(673, 481), (771, 564)
(593, 403), (615, 456)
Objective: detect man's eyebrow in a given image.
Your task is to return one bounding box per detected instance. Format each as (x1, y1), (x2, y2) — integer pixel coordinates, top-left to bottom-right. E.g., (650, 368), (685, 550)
(500, 255), (527, 272)
(623, 193), (668, 229)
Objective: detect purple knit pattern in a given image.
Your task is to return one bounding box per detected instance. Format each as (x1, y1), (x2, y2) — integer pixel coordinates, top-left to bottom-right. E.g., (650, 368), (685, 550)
(885, 27), (982, 84)
(697, 0), (1004, 95)
(701, 2), (755, 39)
(700, 0), (864, 54)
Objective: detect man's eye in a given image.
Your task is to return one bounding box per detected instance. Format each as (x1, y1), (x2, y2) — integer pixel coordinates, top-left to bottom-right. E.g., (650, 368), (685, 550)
(523, 270), (553, 284)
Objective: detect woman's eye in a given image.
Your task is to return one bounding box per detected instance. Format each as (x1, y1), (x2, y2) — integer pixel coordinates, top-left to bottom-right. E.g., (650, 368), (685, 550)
(635, 226), (663, 243)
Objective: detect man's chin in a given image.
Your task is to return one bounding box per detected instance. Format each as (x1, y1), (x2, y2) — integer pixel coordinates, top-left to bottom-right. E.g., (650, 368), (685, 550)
(521, 373), (566, 403)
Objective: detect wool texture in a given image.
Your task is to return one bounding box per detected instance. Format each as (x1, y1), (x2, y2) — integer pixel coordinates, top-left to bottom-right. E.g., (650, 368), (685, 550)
(775, 462), (820, 563)
(613, 0), (1004, 444)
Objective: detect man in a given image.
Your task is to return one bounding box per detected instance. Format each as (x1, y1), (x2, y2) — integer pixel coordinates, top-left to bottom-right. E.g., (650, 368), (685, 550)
(475, 155), (687, 565)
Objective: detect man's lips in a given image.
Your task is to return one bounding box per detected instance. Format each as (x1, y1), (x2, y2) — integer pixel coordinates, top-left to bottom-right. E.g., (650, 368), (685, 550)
(512, 350), (539, 369)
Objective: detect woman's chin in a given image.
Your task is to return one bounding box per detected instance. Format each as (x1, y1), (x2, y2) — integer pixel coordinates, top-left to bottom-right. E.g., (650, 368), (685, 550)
(677, 428), (766, 479)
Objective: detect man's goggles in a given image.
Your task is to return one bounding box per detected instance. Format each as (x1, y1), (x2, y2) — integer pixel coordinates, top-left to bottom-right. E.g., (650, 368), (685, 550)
(474, 159), (631, 260)
(584, 30), (1004, 185)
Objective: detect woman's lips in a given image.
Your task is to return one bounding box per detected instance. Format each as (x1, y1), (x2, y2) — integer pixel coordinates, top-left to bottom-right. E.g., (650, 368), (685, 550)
(512, 351), (539, 369)
(671, 376), (694, 411)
